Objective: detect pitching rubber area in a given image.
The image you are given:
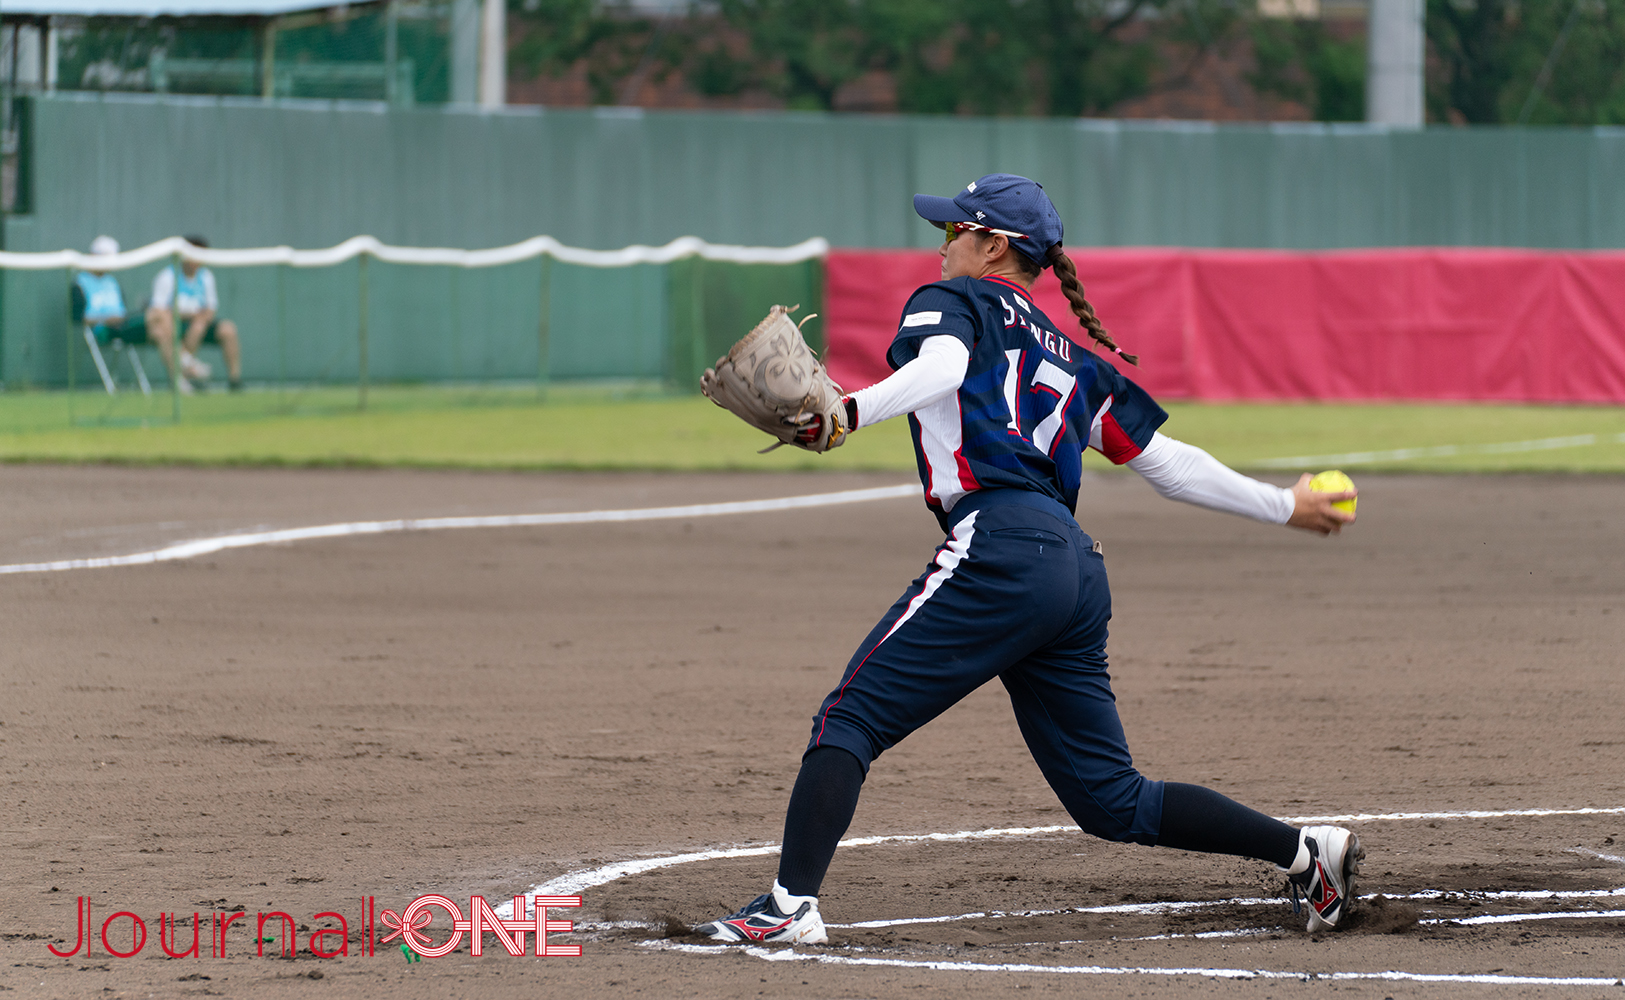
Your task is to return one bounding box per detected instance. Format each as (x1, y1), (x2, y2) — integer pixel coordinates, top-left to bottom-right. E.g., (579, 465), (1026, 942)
(517, 806), (1625, 987)
(2, 466), (1622, 997)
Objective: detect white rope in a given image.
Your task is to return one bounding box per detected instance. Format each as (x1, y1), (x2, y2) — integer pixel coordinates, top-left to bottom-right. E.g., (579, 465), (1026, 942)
(0, 234), (830, 271)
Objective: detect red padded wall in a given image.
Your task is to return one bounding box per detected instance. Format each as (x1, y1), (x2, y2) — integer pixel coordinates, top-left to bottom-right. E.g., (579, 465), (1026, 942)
(823, 248), (1625, 402)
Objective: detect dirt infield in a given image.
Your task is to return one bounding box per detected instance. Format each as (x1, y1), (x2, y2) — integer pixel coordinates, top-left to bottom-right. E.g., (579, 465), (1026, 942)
(2, 465), (1623, 998)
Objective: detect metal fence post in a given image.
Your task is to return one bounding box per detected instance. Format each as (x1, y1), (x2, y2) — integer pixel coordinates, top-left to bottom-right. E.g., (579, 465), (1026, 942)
(357, 252), (369, 411)
(276, 261), (287, 412)
(66, 270), (75, 427)
(450, 264), (462, 383)
(689, 255), (706, 391)
(537, 254), (552, 399)
(170, 252), (182, 423)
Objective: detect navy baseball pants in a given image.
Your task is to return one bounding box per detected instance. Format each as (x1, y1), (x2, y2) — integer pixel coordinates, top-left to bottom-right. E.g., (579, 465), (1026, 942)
(807, 488), (1163, 845)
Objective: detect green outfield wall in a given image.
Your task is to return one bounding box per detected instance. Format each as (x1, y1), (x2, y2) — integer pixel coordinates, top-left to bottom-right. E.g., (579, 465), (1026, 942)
(10, 93), (1625, 254)
(0, 254), (822, 391)
(4, 92), (1624, 388)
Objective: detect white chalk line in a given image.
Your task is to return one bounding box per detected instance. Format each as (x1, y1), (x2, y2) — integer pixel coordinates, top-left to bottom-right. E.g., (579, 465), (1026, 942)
(1569, 845), (1625, 866)
(833, 887), (1625, 931)
(1254, 431), (1625, 470)
(500, 824), (1082, 914)
(511, 806), (1625, 986)
(571, 893), (1625, 936)
(1126, 928), (1279, 941)
(0, 485), (920, 576)
(836, 900), (1287, 929)
(511, 805), (1625, 906)
(1438, 909), (1625, 927)
(1288, 805), (1625, 824)
(16, 429), (1625, 576)
(975, 907), (1625, 944)
(641, 939), (1625, 987)
(1091, 906), (1625, 939)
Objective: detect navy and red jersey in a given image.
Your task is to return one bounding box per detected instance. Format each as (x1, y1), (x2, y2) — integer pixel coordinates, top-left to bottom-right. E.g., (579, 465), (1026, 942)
(888, 274), (1167, 527)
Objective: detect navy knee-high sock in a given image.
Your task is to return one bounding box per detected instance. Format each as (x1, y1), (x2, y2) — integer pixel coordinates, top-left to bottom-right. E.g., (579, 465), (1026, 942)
(1157, 782), (1300, 868)
(776, 747), (865, 898)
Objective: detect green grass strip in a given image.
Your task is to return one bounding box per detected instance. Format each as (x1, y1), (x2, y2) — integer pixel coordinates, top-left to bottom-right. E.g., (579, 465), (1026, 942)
(1164, 402), (1625, 474)
(2, 387), (1624, 474)
(0, 386), (918, 471)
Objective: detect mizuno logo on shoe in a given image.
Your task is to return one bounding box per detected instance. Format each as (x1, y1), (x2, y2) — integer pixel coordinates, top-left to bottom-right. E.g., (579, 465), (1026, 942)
(699, 891), (827, 945)
(722, 915), (793, 941)
(1311, 860), (1339, 913)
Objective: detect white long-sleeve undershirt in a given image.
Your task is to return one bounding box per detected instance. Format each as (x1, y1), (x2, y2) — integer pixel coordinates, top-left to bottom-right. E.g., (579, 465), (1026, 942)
(1126, 432), (1295, 524)
(849, 335), (969, 429)
(849, 337), (1293, 525)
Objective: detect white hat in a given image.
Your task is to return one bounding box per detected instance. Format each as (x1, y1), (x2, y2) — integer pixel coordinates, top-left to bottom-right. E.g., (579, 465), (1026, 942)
(89, 235), (120, 255)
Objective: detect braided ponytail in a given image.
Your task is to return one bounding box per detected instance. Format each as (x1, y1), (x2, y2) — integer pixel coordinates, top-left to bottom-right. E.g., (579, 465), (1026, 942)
(1045, 245), (1139, 367)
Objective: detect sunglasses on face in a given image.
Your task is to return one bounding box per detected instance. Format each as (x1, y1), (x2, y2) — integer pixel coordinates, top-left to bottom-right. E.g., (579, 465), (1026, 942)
(943, 220), (1031, 242)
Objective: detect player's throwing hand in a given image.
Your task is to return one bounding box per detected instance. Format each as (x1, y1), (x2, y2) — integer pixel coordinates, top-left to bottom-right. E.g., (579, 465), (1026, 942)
(1287, 473), (1358, 535)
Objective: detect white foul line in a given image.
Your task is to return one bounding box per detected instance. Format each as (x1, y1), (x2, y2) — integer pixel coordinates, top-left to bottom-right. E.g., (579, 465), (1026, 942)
(1435, 909), (1625, 927)
(0, 485), (920, 576)
(1253, 432), (1625, 470)
(1283, 805), (1625, 824)
(642, 940), (1625, 987)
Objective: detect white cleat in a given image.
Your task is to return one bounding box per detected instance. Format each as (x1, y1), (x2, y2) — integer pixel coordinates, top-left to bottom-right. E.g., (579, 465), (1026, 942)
(1285, 825), (1364, 932)
(694, 881), (827, 945)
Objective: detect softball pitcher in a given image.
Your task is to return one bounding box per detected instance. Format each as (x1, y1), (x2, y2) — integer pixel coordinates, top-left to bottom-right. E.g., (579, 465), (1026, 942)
(697, 174), (1362, 945)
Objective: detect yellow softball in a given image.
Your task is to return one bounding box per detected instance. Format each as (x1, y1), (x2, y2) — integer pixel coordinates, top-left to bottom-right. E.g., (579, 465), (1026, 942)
(1308, 469), (1357, 514)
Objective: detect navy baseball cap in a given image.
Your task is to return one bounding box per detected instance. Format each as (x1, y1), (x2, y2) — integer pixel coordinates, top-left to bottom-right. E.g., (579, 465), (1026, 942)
(913, 173), (1063, 265)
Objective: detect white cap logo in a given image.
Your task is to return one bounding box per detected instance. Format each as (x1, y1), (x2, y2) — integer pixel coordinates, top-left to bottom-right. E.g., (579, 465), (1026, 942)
(966, 181), (977, 192)
(975, 211), (986, 220)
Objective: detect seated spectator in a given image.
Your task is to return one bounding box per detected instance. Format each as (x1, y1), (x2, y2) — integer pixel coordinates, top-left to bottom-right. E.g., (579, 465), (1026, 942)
(147, 235), (243, 392)
(72, 235), (186, 391)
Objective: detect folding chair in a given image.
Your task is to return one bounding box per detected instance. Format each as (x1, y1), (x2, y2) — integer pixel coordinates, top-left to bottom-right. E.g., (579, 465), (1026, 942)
(71, 279), (154, 396)
(82, 325), (153, 396)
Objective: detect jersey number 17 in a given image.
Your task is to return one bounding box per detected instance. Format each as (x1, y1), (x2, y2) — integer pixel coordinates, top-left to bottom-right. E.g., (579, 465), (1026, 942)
(1003, 349), (1078, 457)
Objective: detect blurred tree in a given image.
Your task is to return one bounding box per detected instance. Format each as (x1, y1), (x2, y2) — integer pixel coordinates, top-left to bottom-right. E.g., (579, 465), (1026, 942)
(927, 0), (1162, 115)
(510, 0), (670, 105)
(1522, 0), (1625, 122)
(1111, 0), (1258, 114)
(1428, 0), (1625, 123)
(515, 0), (1414, 119)
(690, 0), (1236, 115)
(1249, 20), (1365, 120)
(701, 0), (867, 109)
(1427, 0), (1523, 121)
